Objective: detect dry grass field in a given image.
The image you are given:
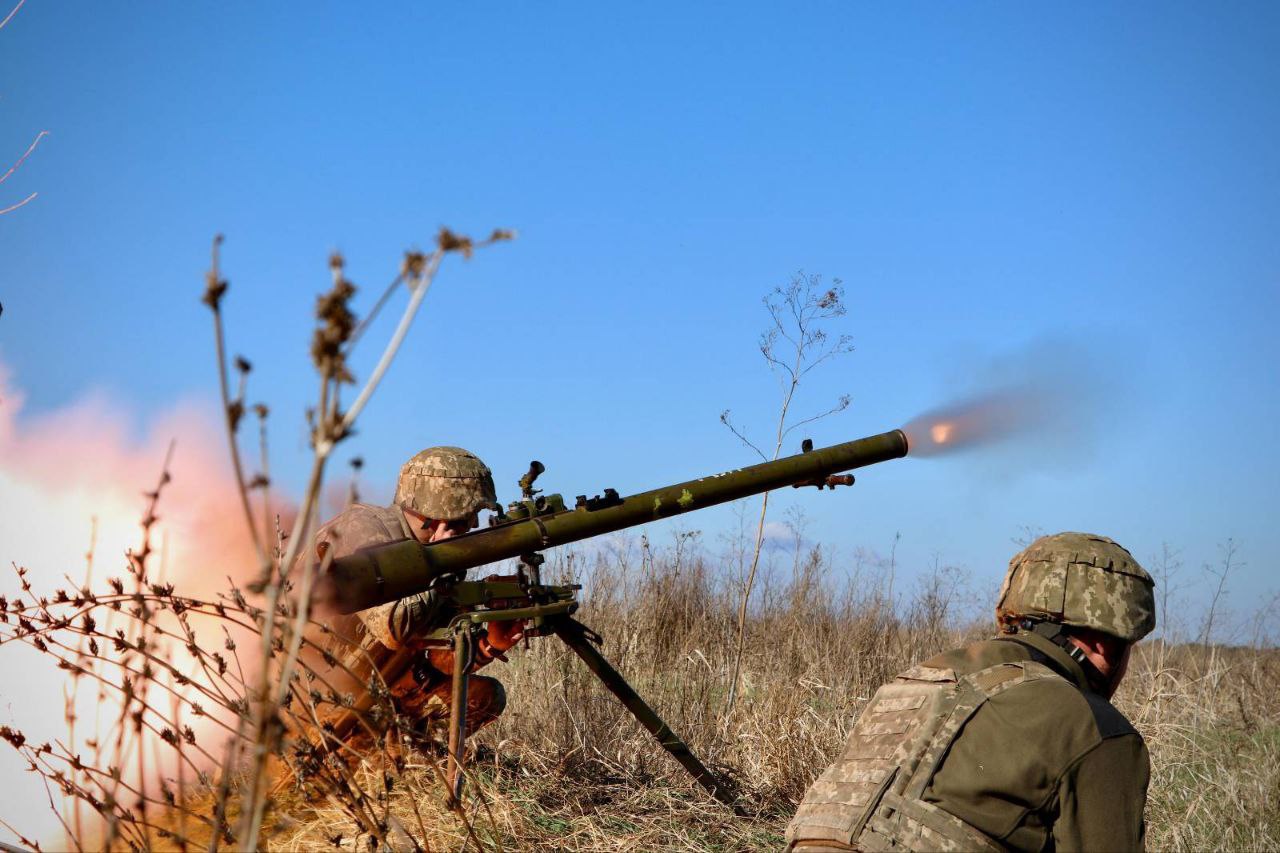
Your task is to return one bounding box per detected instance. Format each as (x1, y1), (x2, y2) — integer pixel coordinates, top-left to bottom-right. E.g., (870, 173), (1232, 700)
(249, 536), (1278, 852)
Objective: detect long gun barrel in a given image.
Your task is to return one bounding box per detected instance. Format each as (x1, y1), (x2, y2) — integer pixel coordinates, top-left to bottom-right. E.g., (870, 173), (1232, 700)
(322, 428), (908, 614)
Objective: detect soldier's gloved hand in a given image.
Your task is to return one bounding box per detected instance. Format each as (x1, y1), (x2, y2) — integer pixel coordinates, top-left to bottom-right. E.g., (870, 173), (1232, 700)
(478, 618), (527, 661)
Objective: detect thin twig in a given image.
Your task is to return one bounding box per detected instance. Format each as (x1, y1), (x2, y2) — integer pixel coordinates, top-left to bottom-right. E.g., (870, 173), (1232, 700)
(337, 250), (442, 440)
(254, 404), (272, 562)
(0, 131), (48, 186)
(719, 412), (767, 462)
(0, 0), (27, 31)
(0, 192), (37, 215)
(202, 236), (269, 573)
(723, 273), (853, 713)
(347, 272), (408, 351)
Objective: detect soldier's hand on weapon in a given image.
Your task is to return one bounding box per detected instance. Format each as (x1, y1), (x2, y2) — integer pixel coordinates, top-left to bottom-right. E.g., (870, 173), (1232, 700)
(424, 617), (527, 673)
(478, 617), (526, 662)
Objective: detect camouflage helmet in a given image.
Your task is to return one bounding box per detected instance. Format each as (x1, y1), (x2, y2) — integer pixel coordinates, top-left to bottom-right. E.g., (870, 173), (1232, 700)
(996, 532), (1155, 643)
(394, 446), (499, 521)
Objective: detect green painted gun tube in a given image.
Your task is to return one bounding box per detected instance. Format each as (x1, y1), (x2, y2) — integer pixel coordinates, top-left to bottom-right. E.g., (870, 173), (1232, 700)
(322, 428), (908, 614)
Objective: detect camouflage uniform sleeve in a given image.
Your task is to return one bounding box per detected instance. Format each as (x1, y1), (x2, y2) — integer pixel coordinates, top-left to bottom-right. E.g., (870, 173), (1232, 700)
(1053, 732), (1150, 852)
(308, 505), (449, 650)
(361, 592), (449, 650)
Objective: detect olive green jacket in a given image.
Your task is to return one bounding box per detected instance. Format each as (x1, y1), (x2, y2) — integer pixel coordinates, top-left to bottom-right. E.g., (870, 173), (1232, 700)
(919, 635), (1149, 852)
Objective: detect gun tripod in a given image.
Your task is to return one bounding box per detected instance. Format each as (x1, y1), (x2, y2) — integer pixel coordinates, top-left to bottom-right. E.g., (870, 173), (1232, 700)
(441, 612), (735, 809)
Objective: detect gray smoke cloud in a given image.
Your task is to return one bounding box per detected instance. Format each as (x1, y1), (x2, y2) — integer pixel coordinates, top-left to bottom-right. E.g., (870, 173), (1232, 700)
(903, 337), (1139, 470)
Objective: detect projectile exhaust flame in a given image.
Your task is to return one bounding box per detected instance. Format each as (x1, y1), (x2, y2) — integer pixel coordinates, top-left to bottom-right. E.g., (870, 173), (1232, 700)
(903, 387), (1054, 457)
(901, 335), (1127, 465)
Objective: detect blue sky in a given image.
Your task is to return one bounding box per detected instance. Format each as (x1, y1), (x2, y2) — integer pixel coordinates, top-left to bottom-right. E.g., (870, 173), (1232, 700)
(1, 2), (1277, 633)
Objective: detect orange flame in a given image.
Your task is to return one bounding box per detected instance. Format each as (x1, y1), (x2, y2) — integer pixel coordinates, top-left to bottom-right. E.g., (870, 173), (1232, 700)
(903, 387), (1052, 457)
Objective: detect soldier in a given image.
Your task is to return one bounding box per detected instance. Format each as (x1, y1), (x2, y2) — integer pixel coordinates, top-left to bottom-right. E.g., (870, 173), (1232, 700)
(311, 446), (525, 741)
(787, 532), (1156, 852)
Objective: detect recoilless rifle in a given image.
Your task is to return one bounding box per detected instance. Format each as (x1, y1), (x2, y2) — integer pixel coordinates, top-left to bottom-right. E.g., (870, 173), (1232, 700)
(321, 428), (910, 806)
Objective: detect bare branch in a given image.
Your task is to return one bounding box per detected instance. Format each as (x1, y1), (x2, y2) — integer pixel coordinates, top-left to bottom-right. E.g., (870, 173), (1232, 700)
(336, 249), (442, 441)
(0, 130), (47, 186)
(798, 334), (855, 378)
(723, 269), (855, 712)
(781, 394), (852, 439)
(0, 0), (28, 31)
(719, 410), (767, 462)
(0, 192), (37, 216)
(759, 339), (796, 384)
(346, 271), (407, 352)
(201, 236), (269, 572)
(0, 226), (521, 853)
(1199, 538), (1242, 648)
(765, 295), (799, 352)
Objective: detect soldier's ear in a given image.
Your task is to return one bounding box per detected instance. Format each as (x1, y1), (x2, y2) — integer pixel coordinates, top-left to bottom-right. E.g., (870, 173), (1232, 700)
(1071, 627), (1128, 667)
(1099, 633), (1131, 668)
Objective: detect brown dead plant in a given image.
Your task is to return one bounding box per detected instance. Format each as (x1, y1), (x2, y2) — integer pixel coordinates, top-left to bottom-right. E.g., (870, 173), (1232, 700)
(0, 226), (513, 851)
(719, 271), (854, 712)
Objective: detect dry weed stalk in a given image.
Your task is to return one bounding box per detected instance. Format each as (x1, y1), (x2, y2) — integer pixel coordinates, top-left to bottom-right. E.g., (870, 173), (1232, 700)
(216, 227), (513, 851)
(0, 227), (513, 851)
(0, 553), (421, 850)
(0, 0), (47, 217)
(719, 272), (854, 711)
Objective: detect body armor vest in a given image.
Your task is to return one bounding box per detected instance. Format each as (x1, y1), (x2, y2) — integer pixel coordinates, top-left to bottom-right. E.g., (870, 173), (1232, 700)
(787, 659), (1062, 852)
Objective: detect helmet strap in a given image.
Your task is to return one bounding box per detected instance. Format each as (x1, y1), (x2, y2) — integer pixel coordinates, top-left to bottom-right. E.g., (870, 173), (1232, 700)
(1018, 619), (1109, 693)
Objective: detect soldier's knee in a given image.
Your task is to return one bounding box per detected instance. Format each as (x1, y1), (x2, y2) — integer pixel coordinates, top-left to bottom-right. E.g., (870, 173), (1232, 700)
(468, 674), (507, 721)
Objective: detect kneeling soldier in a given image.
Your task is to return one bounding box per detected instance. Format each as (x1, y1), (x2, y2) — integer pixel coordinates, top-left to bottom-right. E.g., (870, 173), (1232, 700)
(312, 446), (524, 741)
(787, 532), (1155, 852)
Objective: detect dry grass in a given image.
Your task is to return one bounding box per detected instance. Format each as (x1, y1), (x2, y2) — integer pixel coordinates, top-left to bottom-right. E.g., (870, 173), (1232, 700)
(7, 523), (1276, 852)
(1120, 643), (1280, 851)
(260, 533), (1280, 852)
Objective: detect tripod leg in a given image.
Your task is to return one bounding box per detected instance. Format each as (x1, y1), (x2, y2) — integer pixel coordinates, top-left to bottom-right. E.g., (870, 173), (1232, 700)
(445, 627), (472, 804)
(551, 616), (736, 807)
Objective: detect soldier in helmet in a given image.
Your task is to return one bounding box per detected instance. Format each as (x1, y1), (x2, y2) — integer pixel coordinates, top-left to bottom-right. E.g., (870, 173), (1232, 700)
(787, 532), (1155, 852)
(310, 446), (525, 740)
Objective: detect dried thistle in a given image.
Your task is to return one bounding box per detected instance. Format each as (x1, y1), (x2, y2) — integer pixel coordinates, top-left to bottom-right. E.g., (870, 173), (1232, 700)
(311, 276), (358, 384)
(435, 227), (472, 258)
(201, 276), (228, 310)
(401, 251), (426, 278)
(2, 225), (514, 852)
